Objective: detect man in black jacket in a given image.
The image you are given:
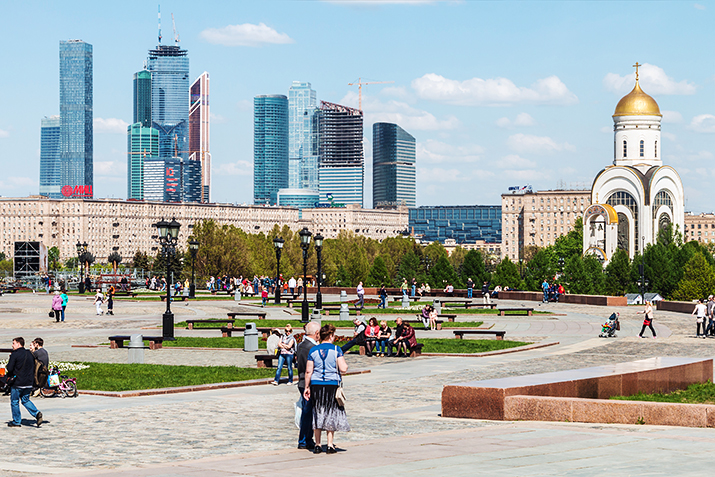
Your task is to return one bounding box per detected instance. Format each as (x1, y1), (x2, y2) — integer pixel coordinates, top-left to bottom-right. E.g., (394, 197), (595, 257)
(6, 337), (42, 427)
(296, 321), (320, 450)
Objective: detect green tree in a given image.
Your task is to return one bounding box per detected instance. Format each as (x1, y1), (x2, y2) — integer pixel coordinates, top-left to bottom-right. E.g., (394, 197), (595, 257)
(672, 253), (715, 301)
(429, 255), (458, 288)
(397, 251), (421, 285)
(132, 250), (152, 271)
(0, 259), (12, 275)
(460, 249), (488, 285)
(334, 264), (351, 287)
(491, 257), (522, 289)
(603, 249), (631, 296)
(563, 255), (589, 294)
(48, 246), (60, 271)
(582, 254), (605, 295)
(551, 217), (584, 261)
(524, 249), (555, 291)
(366, 256), (390, 286)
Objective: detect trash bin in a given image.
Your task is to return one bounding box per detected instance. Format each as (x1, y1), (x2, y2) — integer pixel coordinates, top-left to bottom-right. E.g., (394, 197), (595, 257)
(434, 298), (441, 315)
(311, 309), (322, 324)
(401, 294), (410, 308)
(339, 303), (350, 321)
(340, 290), (348, 303)
(234, 289), (241, 302)
(127, 334), (146, 364)
(244, 322), (259, 352)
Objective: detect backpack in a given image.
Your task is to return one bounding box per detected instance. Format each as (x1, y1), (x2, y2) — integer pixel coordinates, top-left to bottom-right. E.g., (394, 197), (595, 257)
(34, 358), (49, 388)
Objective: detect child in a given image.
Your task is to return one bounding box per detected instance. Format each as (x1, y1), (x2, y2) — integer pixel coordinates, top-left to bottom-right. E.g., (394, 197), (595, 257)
(261, 286), (268, 306)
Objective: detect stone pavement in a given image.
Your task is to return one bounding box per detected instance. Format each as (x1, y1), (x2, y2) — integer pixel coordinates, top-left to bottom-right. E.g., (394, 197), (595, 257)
(0, 292), (711, 475)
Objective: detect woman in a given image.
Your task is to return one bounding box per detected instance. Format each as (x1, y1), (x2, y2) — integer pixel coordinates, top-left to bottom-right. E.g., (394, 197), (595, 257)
(51, 291), (63, 323)
(59, 289), (68, 322)
(428, 306), (438, 331)
(304, 324), (349, 454)
(692, 299), (707, 338)
(638, 300), (657, 338)
(377, 321), (391, 357)
(397, 322), (417, 356)
(273, 325), (296, 385)
(94, 290), (104, 315)
(420, 305), (433, 329)
(364, 318), (380, 355)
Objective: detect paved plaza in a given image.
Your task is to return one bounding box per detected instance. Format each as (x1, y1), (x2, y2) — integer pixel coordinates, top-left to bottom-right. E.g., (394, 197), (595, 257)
(0, 292), (712, 475)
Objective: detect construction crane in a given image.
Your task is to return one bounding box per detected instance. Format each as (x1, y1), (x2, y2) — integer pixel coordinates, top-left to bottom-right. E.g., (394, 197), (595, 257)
(348, 78), (394, 111)
(171, 13), (180, 45)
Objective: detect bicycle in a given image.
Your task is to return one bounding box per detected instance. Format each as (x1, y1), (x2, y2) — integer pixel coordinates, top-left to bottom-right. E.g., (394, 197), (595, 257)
(40, 368), (78, 398)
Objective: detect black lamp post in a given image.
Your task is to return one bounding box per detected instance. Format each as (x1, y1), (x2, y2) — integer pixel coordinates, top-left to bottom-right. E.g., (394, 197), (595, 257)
(519, 258), (524, 279)
(314, 233), (324, 310)
(299, 227), (312, 323)
(154, 217), (181, 340)
(273, 237), (284, 304)
(189, 239), (199, 298)
(76, 241), (88, 293)
(639, 235), (648, 303)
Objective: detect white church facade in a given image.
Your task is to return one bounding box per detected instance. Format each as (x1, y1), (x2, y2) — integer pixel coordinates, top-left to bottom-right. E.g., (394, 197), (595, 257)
(584, 64), (685, 264)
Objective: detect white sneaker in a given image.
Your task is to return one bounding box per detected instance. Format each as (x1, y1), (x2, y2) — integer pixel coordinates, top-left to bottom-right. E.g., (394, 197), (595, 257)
(271, 381), (278, 386)
(287, 382), (294, 386)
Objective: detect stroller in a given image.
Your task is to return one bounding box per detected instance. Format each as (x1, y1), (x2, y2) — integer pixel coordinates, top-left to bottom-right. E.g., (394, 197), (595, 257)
(599, 312), (620, 338)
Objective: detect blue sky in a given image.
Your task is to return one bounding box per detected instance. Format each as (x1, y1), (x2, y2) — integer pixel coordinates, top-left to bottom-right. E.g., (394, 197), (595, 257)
(1, 0), (714, 212)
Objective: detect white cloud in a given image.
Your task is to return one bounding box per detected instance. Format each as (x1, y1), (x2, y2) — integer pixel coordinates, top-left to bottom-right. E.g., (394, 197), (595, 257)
(661, 110), (683, 123)
(210, 112), (228, 124)
(496, 112), (535, 128)
(94, 118), (129, 134)
(339, 91), (459, 130)
(495, 154), (537, 169)
(411, 73), (578, 106)
(603, 63), (696, 95)
(94, 161), (124, 177)
(689, 114), (715, 133)
(416, 139), (484, 164)
(695, 3), (706, 10)
(199, 23), (294, 47)
(0, 129), (9, 138)
(216, 160), (253, 176)
(380, 86), (413, 101)
(507, 133), (575, 154)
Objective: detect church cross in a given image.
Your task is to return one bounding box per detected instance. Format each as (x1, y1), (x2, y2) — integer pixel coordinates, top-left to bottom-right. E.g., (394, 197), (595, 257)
(633, 62), (641, 81)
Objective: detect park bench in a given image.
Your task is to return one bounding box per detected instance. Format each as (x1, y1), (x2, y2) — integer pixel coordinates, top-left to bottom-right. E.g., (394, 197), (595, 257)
(497, 307), (533, 316)
(160, 295), (188, 302)
(108, 335), (164, 350)
(113, 291), (137, 298)
(464, 303), (497, 309)
(285, 298), (315, 308)
(407, 318), (444, 330)
(390, 295), (421, 302)
(355, 342), (424, 357)
(226, 311), (267, 320)
(453, 330), (506, 340)
(186, 319), (235, 330)
(254, 354), (299, 368)
(220, 327), (272, 338)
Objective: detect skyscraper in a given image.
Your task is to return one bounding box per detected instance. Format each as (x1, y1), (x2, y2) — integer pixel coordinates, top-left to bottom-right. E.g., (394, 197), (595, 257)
(59, 40), (93, 197)
(39, 116), (61, 199)
(133, 70), (152, 128)
(144, 157), (182, 202)
(127, 123), (159, 200)
(373, 122), (416, 208)
(189, 72), (210, 202)
(317, 101), (364, 206)
(288, 81), (317, 190)
(254, 95), (289, 205)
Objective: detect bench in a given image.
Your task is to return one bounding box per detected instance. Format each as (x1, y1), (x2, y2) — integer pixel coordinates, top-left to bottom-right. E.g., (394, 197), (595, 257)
(357, 342), (424, 357)
(160, 295), (188, 302)
(113, 291), (137, 298)
(186, 319), (234, 330)
(285, 298), (315, 308)
(254, 354), (278, 368)
(453, 330), (506, 340)
(407, 318), (444, 330)
(108, 335), (164, 350)
(497, 307), (533, 316)
(227, 311), (267, 320)
(464, 303), (497, 309)
(220, 326), (273, 338)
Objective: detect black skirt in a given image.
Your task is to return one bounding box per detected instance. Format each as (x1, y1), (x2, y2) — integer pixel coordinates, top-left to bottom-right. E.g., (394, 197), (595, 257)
(312, 384), (350, 432)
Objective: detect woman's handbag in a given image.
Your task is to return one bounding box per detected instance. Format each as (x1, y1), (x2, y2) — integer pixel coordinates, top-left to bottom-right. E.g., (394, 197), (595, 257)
(335, 382), (346, 407)
(49, 309), (55, 318)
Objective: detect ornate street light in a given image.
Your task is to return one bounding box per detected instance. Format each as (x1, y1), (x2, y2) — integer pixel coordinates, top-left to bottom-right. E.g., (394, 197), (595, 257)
(273, 237), (284, 304)
(154, 217), (180, 340)
(189, 239), (199, 298)
(314, 233), (324, 310)
(76, 241), (88, 293)
(639, 235), (647, 303)
(299, 227), (312, 323)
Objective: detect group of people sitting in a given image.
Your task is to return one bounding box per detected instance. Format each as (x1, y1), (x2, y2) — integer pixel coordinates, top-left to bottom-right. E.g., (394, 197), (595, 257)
(341, 317), (417, 357)
(541, 280), (565, 303)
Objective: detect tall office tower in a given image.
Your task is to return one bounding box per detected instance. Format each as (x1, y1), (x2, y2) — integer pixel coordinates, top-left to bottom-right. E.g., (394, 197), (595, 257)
(144, 157), (182, 202)
(59, 40), (93, 197)
(146, 43), (189, 161)
(182, 159), (202, 203)
(288, 81), (317, 189)
(253, 95), (289, 205)
(189, 72), (211, 202)
(317, 101), (364, 206)
(39, 116), (61, 198)
(127, 123), (159, 200)
(133, 69), (152, 127)
(372, 122), (416, 208)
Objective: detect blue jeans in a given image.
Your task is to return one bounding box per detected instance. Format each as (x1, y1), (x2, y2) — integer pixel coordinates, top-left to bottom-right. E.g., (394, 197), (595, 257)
(411, 285), (416, 297)
(298, 392), (314, 448)
(543, 291), (548, 302)
(61, 306), (66, 321)
(10, 387), (39, 425)
(467, 288), (473, 298)
(275, 354), (293, 383)
(377, 339), (390, 354)
(379, 296), (387, 309)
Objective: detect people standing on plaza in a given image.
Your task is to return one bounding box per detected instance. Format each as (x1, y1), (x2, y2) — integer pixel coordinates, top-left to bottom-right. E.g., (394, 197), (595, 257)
(84, 276), (92, 293)
(261, 286), (268, 306)
(638, 300), (657, 338)
(692, 299), (707, 338)
(296, 321), (320, 450)
(30, 338), (49, 398)
(107, 285), (115, 315)
(482, 281), (491, 304)
(378, 284), (388, 309)
(466, 278), (474, 299)
(51, 291), (62, 323)
(303, 324), (350, 454)
(59, 289), (68, 322)
(541, 279), (549, 303)
(401, 278), (408, 296)
(6, 337), (43, 428)
(288, 276), (296, 296)
(273, 325), (296, 386)
(297, 277), (303, 296)
(94, 290), (104, 315)
(377, 321), (392, 356)
(356, 282), (365, 310)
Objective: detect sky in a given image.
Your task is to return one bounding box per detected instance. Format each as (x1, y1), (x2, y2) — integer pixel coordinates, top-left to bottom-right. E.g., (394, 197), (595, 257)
(1, 0), (714, 212)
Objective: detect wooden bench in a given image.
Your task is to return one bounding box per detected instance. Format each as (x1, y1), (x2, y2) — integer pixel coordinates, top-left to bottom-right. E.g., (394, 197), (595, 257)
(464, 303), (497, 309)
(357, 343), (424, 357)
(108, 335), (164, 350)
(227, 311), (267, 320)
(285, 298), (315, 308)
(407, 318), (443, 330)
(254, 354), (278, 368)
(220, 327), (272, 338)
(497, 307), (533, 316)
(453, 330), (506, 340)
(186, 319), (234, 330)
(160, 295), (188, 302)
(113, 291), (137, 298)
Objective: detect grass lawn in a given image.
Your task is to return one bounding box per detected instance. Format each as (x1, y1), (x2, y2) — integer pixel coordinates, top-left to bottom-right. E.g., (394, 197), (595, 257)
(175, 319), (484, 329)
(611, 381), (715, 404)
(69, 362), (281, 391)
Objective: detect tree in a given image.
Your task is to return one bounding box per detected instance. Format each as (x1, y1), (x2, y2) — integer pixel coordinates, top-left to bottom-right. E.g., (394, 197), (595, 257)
(397, 251), (421, 285)
(551, 217), (584, 261)
(334, 264), (351, 287)
(603, 249), (631, 296)
(108, 251), (122, 274)
(563, 255), (589, 294)
(491, 257), (522, 289)
(132, 251), (152, 271)
(582, 254), (605, 295)
(48, 246), (60, 271)
(524, 249), (555, 291)
(672, 253), (715, 301)
(366, 256), (390, 286)
(429, 255), (458, 288)
(461, 249), (488, 285)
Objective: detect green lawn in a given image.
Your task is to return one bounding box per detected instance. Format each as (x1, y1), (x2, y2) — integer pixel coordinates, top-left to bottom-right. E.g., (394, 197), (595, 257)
(68, 362), (281, 392)
(175, 318), (484, 329)
(611, 381), (715, 404)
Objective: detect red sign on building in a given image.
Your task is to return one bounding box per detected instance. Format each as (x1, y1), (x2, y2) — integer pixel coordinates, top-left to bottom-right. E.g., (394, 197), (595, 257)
(61, 185), (93, 198)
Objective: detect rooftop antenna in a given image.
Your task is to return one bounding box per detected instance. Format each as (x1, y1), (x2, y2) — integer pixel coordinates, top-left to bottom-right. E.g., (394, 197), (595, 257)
(158, 5), (162, 44)
(171, 13), (180, 45)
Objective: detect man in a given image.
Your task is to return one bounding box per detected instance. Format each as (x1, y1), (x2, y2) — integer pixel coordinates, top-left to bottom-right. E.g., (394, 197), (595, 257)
(411, 278), (417, 297)
(541, 279), (549, 303)
(393, 320), (415, 357)
(378, 284), (388, 309)
(341, 318), (367, 355)
(6, 337), (42, 428)
(466, 278), (474, 299)
(388, 317), (405, 357)
(30, 338), (49, 398)
(482, 281), (491, 304)
(707, 295), (715, 337)
(356, 281), (365, 310)
(296, 321), (320, 450)
(288, 276), (296, 296)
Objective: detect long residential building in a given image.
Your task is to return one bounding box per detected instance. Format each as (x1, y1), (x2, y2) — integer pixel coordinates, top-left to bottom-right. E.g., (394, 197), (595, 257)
(684, 213), (715, 244)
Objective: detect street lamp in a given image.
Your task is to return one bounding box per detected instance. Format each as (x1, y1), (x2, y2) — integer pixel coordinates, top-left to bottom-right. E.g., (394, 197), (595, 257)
(154, 217), (181, 340)
(76, 241), (88, 293)
(314, 233), (324, 309)
(558, 257), (565, 274)
(273, 237), (284, 304)
(189, 239), (199, 298)
(299, 227), (312, 323)
(639, 235), (647, 303)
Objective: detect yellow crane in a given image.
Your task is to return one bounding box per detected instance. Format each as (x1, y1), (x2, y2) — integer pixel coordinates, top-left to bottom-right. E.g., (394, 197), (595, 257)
(348, 78), (394, 111)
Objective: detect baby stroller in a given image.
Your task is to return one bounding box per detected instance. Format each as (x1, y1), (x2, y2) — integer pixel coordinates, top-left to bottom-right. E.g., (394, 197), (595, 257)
(599, 312), (620, 338)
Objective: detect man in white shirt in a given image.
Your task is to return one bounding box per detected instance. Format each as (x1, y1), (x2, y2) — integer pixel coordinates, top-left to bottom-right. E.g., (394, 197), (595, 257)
(288, 277), (297, 296)
(356, 282), (365, 310)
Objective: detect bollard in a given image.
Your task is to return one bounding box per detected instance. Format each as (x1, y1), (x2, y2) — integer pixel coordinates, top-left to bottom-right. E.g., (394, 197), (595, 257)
(434, 298), (441, 315)
(234, 290), (241, 302)
(339, 303), (350, 321)
(127, 334), (145, 364)
(340, 290), (348, 303)
(401, 294), (410, 308)
(311, 309), (322, 325)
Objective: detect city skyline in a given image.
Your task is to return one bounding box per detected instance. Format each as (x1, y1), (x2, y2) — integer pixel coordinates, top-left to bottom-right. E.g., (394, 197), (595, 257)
(2, 1), (714, 212)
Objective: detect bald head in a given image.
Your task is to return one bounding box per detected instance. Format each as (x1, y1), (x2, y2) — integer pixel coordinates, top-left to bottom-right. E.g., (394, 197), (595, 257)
(304, 321), (321, 339)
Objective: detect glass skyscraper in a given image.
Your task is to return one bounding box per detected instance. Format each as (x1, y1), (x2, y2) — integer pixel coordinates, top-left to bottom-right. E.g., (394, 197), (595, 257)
(409, 206), (502, 244)
(59, 40), (93, 196)
(39, 116), (61, 198)
(189, 72), (210, 202)
(133, 70), (152, 128)
(373, 122), (416, 208)
(127, 123), (159, 200)
(254, 95), (289, 205)
(288, 81), (317, 190)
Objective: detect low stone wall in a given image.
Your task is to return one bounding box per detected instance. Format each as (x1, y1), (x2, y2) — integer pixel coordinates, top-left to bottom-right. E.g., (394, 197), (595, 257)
(504, 395), (715, 428)
(656, 300), (697, 314)
(498, 290), (627, 307)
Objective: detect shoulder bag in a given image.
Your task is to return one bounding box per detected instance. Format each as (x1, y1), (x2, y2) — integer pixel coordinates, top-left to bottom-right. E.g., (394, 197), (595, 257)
(333, 345), (346, 407)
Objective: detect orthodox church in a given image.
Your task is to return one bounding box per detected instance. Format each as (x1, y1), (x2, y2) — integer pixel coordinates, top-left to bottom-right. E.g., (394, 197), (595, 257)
(583, 63), (685, 265)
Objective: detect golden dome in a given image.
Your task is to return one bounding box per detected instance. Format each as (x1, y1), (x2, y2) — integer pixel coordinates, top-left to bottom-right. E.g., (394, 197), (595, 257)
(613, 81), (662, 117)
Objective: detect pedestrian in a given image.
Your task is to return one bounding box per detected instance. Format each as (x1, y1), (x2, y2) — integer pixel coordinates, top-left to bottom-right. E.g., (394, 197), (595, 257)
(289, 276), (296, 296)
(356, 281), (365, 310)
(400, 278), (408, 296)
(692, 299), (707, 338)
(638, 300), (657, 338)
(297, 277), (303, 296)
(6, 337), (43, 428)
(30, 338), (49, 397)
(51, 291), (62, 323)
(466, 278), (474, 299)
(94, 290), (104, 315)
(261, 286), (268, 306)
(541, 279), (549, 303)
(303, 324), (350, 454)
(378, 284), (388, 309)
(482, 281), (491, 304)
(411, 278), (416, 297)
(107, 285), (115, 315)
(59, 289), (68, 322)
(707, 295), (715, 337)
(272, 325), (296, 386)
(296, 321), (320, 451)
